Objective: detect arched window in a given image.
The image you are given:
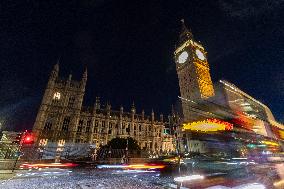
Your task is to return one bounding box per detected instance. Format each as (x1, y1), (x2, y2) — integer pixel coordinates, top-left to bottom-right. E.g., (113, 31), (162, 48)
(44, 121), (52, 131)
(52, 92), (61, 105)
(68, 96), (75, 107)
(53, 92), (61, 100)
(95, 120), (98, 127)
(62, 117), (70, 131)
(86, 120), (91, 133)
(77, 120), (83, 133)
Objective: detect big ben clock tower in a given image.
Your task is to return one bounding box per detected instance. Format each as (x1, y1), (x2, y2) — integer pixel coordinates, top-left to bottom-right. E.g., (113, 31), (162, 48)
(174, 19), (215, 121)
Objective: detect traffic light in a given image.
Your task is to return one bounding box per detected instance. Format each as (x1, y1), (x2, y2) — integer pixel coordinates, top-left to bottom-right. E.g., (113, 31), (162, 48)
(13, 131), (34, 145)
(22, 133), (34, 145)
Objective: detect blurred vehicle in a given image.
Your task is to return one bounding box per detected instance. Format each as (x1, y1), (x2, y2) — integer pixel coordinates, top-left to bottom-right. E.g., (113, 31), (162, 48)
(19, 162), (78, 170)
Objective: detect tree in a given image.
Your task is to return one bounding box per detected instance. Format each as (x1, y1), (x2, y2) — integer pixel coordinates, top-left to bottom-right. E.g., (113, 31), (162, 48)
(104, 137), (140, 151)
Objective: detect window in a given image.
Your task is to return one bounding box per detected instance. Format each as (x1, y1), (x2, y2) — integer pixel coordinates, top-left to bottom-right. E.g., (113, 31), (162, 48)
(139, 124), (141, 132)
(62, 117), (70, 131)
(86, 120), (91, 133)
(53, 92), (61, 100)
(77, 120), (83, 133)
(102, 121), (105, 127)
(126, 127), (130, 133)
(109, 122), (112, 129)
(52, 92), (61, 105)
(86, 127), (90, 133)
(44, 121), (52, 131)
(95, 120), (98, 127)
(68, 96), (75, 107)
(108, 129), (112, 134)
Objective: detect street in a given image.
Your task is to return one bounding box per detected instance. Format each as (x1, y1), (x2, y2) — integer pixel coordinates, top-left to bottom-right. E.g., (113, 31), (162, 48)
(1, 161), (284, 189)
(0, 167), (171, 189)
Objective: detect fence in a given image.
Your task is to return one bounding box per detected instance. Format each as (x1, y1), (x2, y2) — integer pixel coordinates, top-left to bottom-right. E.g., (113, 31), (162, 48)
(0, 142), (150, 163)
(19, 143), (92, 161)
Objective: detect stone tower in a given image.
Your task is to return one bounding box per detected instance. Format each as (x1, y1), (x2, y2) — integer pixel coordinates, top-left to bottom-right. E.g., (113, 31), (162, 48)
(33, 63), (87, 143)
(174, 20), (214, 122)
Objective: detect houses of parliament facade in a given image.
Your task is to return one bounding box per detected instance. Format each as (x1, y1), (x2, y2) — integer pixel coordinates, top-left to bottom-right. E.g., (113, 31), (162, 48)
(33, 64), (175, 153)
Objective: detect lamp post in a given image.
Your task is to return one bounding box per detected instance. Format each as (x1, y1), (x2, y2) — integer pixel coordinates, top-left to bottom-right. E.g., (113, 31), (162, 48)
(126, 127), (130, 164)
(0, 122), (3, 140)
(126, 139), (129, 163)
(176, 127), (182, 189)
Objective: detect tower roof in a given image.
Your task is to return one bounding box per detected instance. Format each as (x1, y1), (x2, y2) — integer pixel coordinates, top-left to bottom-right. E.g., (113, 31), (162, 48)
(179, 19), (193, 44)
(54, 56), (61, 72)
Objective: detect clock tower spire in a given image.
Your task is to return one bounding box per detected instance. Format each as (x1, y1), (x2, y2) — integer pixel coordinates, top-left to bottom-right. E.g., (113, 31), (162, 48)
(179, 19), (193, 44)
(174, 19), (215, 121)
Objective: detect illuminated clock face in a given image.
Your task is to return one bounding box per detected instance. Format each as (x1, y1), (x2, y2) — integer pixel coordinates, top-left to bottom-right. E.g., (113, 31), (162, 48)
(178, 51), (189, 63)
(196, 49), (205, 60)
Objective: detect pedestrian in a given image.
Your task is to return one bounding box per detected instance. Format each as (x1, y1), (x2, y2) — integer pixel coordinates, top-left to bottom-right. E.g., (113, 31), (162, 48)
(121, 155), (125, 164)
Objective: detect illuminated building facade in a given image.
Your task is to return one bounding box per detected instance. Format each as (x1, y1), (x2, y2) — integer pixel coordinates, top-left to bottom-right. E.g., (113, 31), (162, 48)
(33, 64), (175, 154)
(218, 80), (284, 139)
(174, 20), (214, 122)
(162, 128), (176, 153)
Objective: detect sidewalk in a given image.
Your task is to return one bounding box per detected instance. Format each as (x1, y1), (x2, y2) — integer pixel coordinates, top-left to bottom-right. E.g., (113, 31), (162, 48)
(0, 170), (15, 180)
(0, 170), (23, 180)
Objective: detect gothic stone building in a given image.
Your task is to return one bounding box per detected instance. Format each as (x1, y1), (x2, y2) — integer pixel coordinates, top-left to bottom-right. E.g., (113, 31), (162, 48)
(33, 64), (173, 153)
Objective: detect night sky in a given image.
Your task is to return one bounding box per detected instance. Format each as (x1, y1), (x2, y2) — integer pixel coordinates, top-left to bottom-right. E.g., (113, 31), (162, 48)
(1, 0), (284, 131)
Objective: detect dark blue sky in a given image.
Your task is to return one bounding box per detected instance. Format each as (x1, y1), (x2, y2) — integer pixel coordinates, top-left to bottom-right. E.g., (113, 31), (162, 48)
(1, 0), (283, 131)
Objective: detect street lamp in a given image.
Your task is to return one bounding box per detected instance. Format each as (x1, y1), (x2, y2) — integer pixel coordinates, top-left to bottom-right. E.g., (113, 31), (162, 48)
(126, 127), (130, 164)
(0, 122), (3, 140)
